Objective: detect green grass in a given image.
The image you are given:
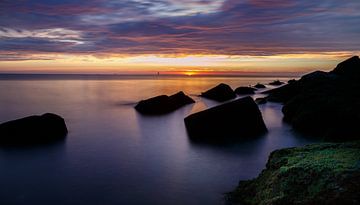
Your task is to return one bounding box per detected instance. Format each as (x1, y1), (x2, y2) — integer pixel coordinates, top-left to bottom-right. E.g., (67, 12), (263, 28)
(227, 141), (360, 205)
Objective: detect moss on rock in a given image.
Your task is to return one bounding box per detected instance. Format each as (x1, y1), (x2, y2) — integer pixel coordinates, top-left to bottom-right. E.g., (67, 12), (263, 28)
(226, 142), (360, 205)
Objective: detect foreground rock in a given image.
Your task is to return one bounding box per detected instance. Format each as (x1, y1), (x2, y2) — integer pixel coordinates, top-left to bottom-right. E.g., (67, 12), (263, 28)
(200, 83), (236, 102)
(264, 56), (360, 140)
(235, 86), (257, 95)
(135, 91), (195, 115)
(226, 141), (360, 205)
(0, 113), (68, 145)
(184, 97), (267, 142)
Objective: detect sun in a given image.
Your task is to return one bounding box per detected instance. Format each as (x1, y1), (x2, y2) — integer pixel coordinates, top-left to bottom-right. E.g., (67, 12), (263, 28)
(183, 70), (197, 76)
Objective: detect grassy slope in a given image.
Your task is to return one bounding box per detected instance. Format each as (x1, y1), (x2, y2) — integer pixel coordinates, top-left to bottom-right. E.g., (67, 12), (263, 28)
(227, 142), (360, 205)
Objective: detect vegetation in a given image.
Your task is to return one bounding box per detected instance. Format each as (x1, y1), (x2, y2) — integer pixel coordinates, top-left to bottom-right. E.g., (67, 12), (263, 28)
(226, 141), (360, 205)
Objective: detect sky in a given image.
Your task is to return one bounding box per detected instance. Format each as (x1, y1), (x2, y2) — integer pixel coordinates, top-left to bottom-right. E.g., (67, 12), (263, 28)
(0, 0), (359, 75)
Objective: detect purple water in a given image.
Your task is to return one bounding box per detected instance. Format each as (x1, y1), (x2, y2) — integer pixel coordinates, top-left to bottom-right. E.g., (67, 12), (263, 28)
(0, 75), (318, 205)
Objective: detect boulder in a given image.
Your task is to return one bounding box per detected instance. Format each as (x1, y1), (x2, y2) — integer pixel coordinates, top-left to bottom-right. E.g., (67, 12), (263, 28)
(269, 80), (284, 86)
(288, 79), (297, 84)
(184, 97), (267, 142)
(235, 86), (257, 95)
(226, 141), (360, 205)
(135, 91), (195, 115)
(254, 83), (266, 89)
(263, 56), (360, 140)
(200, 83), (236, 102)
(330, 56), (360, 77)
(0, 113), (68, 145)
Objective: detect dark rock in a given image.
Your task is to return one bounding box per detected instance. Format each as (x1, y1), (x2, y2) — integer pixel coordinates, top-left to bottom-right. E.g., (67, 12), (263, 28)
(184, 97), (267, 142)
(135, 91), (195, 115)
(254, 83), (266, 89)
(0, 113), (68, 145)
(330, 56), (360, 77)
(288, 79), (297, 84)
(234, 86), (257, 95)
(226, 141), (360, 205)
(200, 83), (236, 102)
(269, 80), (284, 86)
(255, 97), (267, 104)
(264, 56), (360, 140)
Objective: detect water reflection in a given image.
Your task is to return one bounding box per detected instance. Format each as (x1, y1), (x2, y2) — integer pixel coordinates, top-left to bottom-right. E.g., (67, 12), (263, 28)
(0, 76), (318, 205)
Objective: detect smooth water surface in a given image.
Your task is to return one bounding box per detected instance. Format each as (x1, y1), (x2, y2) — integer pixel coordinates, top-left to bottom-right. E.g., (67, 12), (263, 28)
(0, 75), (318, 205)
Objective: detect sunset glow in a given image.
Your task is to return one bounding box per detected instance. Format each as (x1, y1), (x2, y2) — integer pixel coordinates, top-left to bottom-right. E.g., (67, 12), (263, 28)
(0, 1), (359, 74)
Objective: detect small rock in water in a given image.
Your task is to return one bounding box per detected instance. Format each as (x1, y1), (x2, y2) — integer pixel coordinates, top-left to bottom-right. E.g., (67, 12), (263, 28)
(200, 83), (236, 102)
(135, 91), (195, 115)
(254, 83), (266, 89)
(269, 80), (284, 86)
(0, 113), (68, 145)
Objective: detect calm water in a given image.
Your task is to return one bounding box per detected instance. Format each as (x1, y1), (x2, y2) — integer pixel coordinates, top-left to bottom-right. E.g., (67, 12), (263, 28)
(0, 75), (318, 205)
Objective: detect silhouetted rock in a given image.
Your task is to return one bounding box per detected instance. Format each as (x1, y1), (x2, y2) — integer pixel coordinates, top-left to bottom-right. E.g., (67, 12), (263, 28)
(184, 97), (267, 142)
(264, 56), (360, 140)
(254, 83), (266, 89)
(226, 141), (360, 205)
(255, 97), (267, 104)
(288, 79), (296, 84)
(269, 80), (284, 86)
(135, 91), (195, 115)
(0, 113), (68, 145)
(330, 56), (360, 77)
(235, 86), (257, 95)
(200, 83), (236, 102)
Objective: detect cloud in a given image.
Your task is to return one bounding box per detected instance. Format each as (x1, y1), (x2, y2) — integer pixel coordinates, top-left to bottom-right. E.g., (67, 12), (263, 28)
(0, 0), (359, 61)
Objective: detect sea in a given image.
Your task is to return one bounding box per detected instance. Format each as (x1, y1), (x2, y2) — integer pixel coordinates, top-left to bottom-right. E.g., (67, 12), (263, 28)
(0, 74), (319, 205)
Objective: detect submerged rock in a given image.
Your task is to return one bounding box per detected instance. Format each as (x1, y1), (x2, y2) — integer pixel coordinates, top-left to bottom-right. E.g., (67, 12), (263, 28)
(0, 113), (68, 145)
(235, 86), (257, 95)
(226, 141), (360, 205)
(254, 83), (266, 89)
(184, 97), (267, 142)
(135, 91), (195, 115)
(269, 80), (284, 86)
(200, 83), (236, 102)
(264, 56), (360, 140)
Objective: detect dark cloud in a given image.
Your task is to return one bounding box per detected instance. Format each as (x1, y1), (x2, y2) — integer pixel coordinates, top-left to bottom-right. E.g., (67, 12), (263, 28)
(0, 0), (359, 60)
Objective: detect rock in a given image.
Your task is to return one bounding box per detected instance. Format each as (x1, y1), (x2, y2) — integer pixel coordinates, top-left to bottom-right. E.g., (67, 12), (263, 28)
(263, 56), (360, 140)
(288, 79), (297, 84)
(330, 56), (360, 77)
(135, 91), (195, 115)
(255, 97), (267, 104)
(254, 83), (266, 89)
(269, 80), (284, 86)
(200, 83), (236, 102)
(234, 86), (257, 95)
(184, 97), (267, 142)
(0, 113), (68, 145)
(226, 141), (360, 205)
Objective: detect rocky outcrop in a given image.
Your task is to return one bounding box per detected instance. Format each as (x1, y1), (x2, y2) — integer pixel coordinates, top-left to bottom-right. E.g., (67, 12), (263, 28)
(200, 83), (236, 102)
(235, 87), (257, 95)
(135, 91), (195, 115)
(184, 97), (267, 142)
(226, 141), (360, 205)
(264, 56), (360, 140)
(0, 113), (68, 145)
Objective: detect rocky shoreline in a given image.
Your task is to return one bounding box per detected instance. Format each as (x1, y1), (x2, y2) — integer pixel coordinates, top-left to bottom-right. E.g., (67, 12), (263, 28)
(227, 56), (360, 204)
